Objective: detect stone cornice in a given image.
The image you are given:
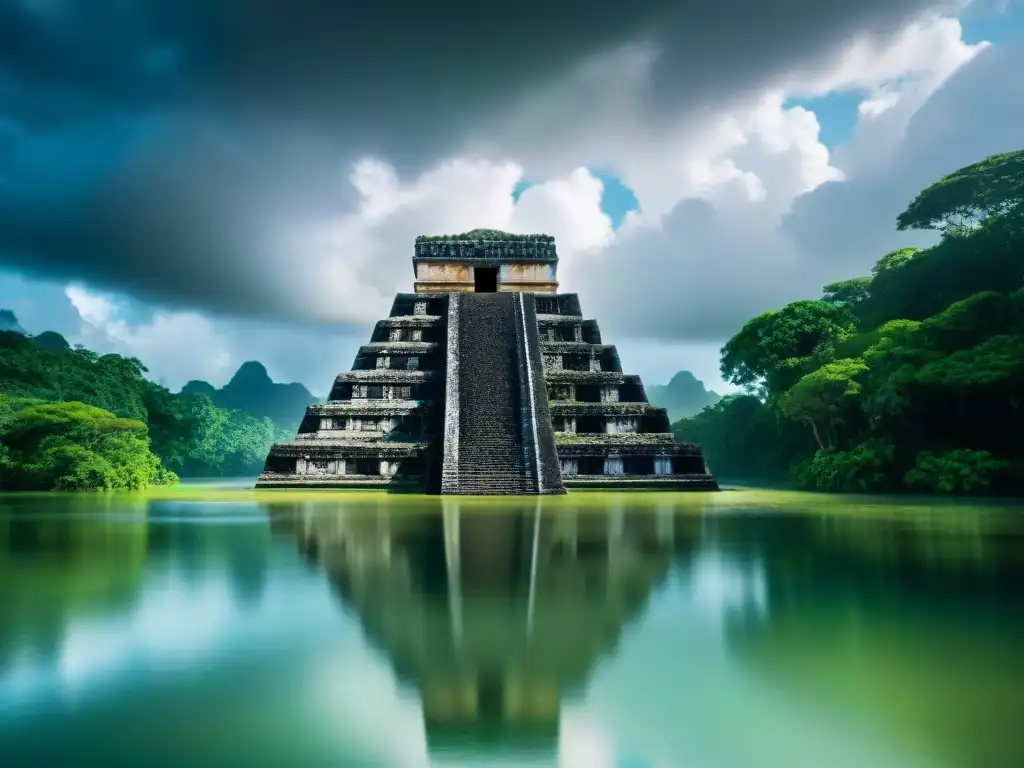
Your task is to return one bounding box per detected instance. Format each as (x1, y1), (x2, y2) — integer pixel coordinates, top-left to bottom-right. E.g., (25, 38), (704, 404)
(377, 316), (444, 327)
(555, 442), (705, 457)
(359, 342), (438, 355)
(338, 370), (437, 383)
(563, 474), (718, 488)
(267, 440), (426, 458)
(536, 315), (586, 324)
(309, 401), (426, 415)
(539, 342), (615, 355)
(548, 402), (664, 416)
(544, 371), (640, 384)
(555, 432), (676, 445)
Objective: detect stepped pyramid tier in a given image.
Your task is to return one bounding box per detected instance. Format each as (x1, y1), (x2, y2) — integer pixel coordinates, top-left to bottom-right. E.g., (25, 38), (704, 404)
(256, 229), (718, 492)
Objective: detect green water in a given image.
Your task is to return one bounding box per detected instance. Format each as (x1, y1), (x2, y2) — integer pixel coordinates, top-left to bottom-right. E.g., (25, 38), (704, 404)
(0, 488), (1022, 768)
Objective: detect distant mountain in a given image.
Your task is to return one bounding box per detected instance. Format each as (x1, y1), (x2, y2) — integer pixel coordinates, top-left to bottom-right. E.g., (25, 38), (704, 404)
(647, 370), (721, 422)
(181, 361), (319, 432)
(180, 379), (217, 398)
(31, 331), (71, 352)
(0, 312), (71, 352)
(0, 309), (25, 335)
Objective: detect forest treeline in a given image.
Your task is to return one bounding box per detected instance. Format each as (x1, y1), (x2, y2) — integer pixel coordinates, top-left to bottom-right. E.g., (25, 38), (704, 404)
(675, 149), (1024, 495)
(0, 331), (294, 491)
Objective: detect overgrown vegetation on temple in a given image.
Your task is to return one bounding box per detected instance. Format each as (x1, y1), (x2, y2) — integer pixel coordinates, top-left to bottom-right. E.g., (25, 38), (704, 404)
(414, 230), (554, 243)
(675, 149), (1024, 495)
(0, 332), (293, 491)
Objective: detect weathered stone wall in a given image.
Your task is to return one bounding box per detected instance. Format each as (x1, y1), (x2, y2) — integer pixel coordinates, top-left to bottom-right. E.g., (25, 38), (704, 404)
(415, 261), (557, 293)
(416, 262), (472, 283)
(257, 244), (720, 491)
(499, 263), (556, 284)
(413, 236), (557, 261)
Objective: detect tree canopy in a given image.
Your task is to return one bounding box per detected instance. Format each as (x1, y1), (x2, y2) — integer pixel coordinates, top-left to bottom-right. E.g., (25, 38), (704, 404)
(720, 300), (856, 396)
(896, 149), (1024, 234)
(0, 397), (176, 491)
(675, 147), (1024, 495)
(0, 331), (295, 490)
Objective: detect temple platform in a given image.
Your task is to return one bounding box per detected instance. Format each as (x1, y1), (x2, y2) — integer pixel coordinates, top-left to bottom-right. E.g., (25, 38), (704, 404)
(256, 231), (718, 493)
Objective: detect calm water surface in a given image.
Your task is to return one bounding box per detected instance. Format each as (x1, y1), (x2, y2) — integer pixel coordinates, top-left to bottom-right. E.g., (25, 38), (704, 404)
(1, 487), (1022, 768)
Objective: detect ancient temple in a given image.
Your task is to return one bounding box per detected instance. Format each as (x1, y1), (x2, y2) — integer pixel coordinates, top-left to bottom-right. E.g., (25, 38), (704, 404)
(256, 229), (718, 492)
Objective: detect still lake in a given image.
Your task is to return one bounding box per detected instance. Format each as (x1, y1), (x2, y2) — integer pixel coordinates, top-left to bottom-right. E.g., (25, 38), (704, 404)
(0, 486), (1022, 768)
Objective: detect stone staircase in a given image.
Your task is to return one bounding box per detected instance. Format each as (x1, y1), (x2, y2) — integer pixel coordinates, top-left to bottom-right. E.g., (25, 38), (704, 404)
(514, 293), (566, 494)
(441, 292), (564, 495)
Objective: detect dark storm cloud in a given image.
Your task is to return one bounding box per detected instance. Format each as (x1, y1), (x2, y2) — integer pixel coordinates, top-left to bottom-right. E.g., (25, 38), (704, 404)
(0, 0), (966, 318)
(579, 41), (1024, 344)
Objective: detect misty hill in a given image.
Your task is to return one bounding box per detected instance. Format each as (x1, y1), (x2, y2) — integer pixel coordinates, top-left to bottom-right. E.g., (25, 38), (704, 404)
(0, 309), (26, 335)
(32, 331), (71, 352)
(647, 370), (722, 422)
(181, 361), (319, 432)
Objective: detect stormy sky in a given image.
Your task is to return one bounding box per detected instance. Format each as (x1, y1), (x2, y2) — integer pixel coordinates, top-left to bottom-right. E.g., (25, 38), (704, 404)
(1, 0), (1022, 393)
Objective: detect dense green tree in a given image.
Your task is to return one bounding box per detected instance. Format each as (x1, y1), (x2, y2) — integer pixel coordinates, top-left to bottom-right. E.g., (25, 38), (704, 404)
(871, 247), (920, 276)
(677, 147), (1024, 495)
(914, 334), (1024, 396)
(793, 439), (897, 493)
(0, 330), (289, 482)
(778, 358), (868, 451)
(183, 360), (317, 433)
(0, 396), (177, 491)
(913, 291), (1017, 351)
(822, 277), (871, 309)
(674, 395), (812, 480)
(904, 449), (1013, 494)
(896, 149), (1024, 234)
(720, 300), (856, 396)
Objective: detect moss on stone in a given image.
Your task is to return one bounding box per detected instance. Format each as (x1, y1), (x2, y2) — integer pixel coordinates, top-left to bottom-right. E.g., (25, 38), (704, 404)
(416, 230), (554, 243)
(554, 433), (673, 444)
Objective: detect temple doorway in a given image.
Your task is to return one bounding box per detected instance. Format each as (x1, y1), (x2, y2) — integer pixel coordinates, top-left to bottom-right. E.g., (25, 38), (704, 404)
(474, 267), (498, 292)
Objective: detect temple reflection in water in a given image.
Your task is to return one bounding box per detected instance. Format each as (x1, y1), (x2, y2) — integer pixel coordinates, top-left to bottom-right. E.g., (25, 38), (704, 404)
(268, 498), (702, 760)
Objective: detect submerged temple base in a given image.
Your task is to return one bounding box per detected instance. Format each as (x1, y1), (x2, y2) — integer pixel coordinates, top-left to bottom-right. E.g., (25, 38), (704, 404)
(256, 232), (718, 493)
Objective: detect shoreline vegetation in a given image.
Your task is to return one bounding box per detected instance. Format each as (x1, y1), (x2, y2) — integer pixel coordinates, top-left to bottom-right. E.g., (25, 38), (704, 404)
(1, 149), (1021, 497)
(674, 149), (1024, 496)
(0, 339), (295, 492)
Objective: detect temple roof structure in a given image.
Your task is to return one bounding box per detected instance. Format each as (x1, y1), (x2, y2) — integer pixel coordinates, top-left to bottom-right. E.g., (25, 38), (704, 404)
(412, 229), (558, 268)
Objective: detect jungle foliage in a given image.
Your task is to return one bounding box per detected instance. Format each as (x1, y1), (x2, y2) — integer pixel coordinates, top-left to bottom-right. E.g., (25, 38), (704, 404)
(0, 331), (290, 490)
(0, 396), (176, 491)
(675, 149), (1024, 494)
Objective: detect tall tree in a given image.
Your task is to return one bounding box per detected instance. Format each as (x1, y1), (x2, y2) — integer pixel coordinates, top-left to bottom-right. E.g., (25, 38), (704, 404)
(720, 300), (856, 397)
(896, 149), (1024, 234)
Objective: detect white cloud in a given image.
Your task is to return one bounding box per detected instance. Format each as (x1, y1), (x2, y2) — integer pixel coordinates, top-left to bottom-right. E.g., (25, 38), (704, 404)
(788, 16), (982, 99)
(784, 37), (1022, 282)
(549, 14), (993, 347)
(828, 17), (987, 176)
(28, 13), (1012, 395)
(61, 282), (371, 395)
(65, 283), (234, 390)
(286, 159), (612, 327)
